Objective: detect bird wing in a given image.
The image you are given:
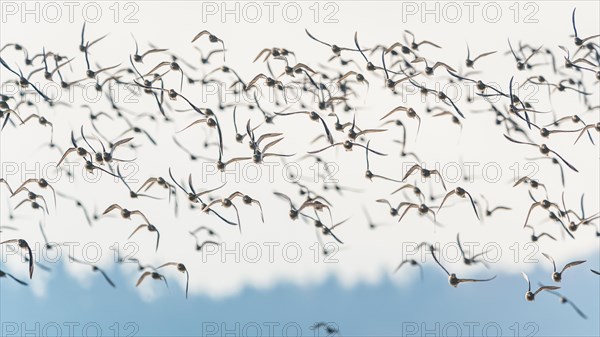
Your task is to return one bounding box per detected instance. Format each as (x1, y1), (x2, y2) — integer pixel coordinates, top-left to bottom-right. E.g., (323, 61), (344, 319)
(430, 247), (451, 276)
(523, 202), (542, 228)
(136, 271), (152, 286)
(102, 204), (122, 215)
(534, 285), (561, 296)
(458, 275), (496, 283)
(131, 210), (151, 224)
(464, 190), (480, 220)
(128, 224), (148, 239)
(542, 252), (557, 272)
(437, 190), (456, 213)
(521, 272), (531, 291)
(561, 260), (586, 274)
(394, 260), (409, 273)
(98, 269), (116, 288)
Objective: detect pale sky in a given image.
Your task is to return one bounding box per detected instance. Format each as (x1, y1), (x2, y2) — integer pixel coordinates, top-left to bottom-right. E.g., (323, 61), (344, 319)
(1, 2), (599, 334)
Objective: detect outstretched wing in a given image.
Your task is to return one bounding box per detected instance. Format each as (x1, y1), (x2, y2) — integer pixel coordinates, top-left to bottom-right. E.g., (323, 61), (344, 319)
(430, 246), (450, 276)
(136, 271), (152, 286)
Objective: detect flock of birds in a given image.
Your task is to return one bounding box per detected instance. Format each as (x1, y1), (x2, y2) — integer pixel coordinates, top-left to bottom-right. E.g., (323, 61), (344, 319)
(0, 8), (599, 323)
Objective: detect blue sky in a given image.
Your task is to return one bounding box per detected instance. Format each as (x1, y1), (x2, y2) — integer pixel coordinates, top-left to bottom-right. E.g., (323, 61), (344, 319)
(2, 262), (598, 337)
